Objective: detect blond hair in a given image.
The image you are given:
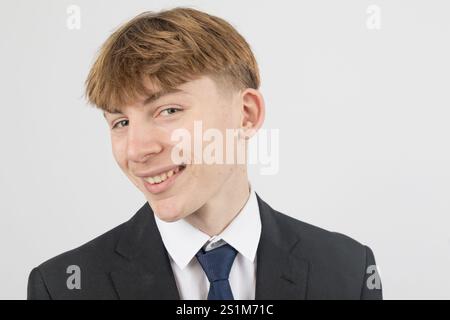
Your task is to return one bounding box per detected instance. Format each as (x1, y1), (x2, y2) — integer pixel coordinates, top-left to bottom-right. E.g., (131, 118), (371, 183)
(85, 7), (260, 112)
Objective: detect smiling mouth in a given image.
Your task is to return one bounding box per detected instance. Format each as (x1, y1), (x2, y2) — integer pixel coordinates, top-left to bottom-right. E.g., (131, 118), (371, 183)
(143, 164), (186, 185)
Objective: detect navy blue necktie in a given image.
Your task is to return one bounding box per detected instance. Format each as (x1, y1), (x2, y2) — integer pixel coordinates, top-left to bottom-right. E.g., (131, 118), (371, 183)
(195, 243), (238, 300)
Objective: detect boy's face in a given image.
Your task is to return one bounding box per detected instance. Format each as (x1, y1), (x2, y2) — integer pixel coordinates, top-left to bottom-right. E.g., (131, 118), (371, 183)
(104, 75), (247, 222)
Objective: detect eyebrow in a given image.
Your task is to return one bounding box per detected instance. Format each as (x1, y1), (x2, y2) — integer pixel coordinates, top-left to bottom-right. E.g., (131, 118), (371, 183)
(103, 88), (185, 117)
(143, 88), (184, 106)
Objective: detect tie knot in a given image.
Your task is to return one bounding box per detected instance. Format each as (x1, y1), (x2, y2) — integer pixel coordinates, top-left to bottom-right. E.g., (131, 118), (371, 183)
(195, 243), (238, 282)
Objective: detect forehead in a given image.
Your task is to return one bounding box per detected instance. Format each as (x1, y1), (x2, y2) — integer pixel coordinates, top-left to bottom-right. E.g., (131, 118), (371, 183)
(103, 75), (222, 115)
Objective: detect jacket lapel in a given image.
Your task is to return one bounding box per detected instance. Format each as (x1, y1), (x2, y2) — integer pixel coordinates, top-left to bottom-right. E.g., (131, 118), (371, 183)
(255, 194), (310, 299)
(110, 202), (180, 300)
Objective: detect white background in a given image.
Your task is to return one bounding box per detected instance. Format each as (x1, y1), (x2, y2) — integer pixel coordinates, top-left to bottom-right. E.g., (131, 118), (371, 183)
(0, 0), (449, 299)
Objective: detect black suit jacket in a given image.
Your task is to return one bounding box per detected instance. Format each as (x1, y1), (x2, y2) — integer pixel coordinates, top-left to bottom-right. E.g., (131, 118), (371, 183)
(28, 194), (382, 299)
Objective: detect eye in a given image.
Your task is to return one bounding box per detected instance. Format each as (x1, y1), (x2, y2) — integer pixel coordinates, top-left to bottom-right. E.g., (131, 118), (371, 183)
(112, 119), (129, 129)
(160, 107), (182, 117)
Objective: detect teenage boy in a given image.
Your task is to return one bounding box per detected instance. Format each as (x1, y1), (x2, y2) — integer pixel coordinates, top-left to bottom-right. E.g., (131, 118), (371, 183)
(28, 7), (382, 300)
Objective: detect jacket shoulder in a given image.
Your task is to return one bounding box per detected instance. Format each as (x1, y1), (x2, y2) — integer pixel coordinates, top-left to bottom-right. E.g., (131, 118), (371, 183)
(28, 219), (129, 299)
(271, 208), (366, 254)
(38, 220), (127, 271)
(256, 194), (367, 258)
(269, 208), (378, 298)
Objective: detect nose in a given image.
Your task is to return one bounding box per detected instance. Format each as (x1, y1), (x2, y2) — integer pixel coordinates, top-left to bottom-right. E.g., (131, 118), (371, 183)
(126, 121), (163, 163)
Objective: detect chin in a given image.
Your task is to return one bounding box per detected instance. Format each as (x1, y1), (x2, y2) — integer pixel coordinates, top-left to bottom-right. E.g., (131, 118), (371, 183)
(154, 211), (182, 223)
(149, 197), (184, 222)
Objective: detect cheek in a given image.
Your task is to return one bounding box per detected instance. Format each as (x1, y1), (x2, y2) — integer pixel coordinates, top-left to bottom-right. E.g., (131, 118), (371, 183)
(111, 139), (127, 169)
(199, 163), (233, 187)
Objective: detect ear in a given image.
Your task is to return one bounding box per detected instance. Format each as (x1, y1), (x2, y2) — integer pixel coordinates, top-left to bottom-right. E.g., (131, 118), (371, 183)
(239, 88), (265, 140)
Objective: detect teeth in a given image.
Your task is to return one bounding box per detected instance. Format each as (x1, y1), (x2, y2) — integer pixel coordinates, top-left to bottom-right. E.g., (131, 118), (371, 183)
(143, 166), (183, 185)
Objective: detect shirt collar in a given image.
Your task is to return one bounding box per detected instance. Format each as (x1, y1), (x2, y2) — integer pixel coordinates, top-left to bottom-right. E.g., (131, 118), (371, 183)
(154, 186), (262, 270)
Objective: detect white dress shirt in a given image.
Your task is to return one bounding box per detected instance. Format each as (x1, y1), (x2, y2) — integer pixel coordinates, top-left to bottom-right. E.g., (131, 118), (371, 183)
(154, 187), (262, 300)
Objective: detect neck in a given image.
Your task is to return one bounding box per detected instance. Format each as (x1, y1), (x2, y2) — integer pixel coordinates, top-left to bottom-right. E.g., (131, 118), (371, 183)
(185, 167), (250, 237)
